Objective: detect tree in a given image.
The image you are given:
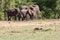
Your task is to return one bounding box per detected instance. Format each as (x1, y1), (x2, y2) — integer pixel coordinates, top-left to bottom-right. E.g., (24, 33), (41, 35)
(32, 0), (57, 19)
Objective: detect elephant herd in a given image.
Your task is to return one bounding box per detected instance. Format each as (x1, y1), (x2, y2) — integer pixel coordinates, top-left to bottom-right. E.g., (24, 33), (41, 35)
(4, 4), (40, 21)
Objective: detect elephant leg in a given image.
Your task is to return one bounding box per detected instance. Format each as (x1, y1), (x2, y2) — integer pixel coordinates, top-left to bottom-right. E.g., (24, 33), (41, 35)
(29, 13), (34, 20)
(21, 15), (24, 21)
(22, 16), (25, 21)
(14, 15), (16, 21)
(30, 15), (33, 20)
(31, 13), (37, 20)
(21, 14), (25, 21)
(25, 14), (30, 20)
(18, 17), (20, 21)
(18, 16), (21, 21)
(8, 16), (11, 21)
(31, 13), (34, 20)
(32, 12), (37, 19)
(22, 17), (24, 21)
(25, 14), (29, 20)
(22, 15), (26, 21)
(18, 14), (22, 21)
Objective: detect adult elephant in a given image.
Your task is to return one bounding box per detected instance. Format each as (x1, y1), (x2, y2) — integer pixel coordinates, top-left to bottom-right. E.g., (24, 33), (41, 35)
(19, 5), (35, 21)
(4, 8), (20, 21)
(16, 8), (22, 21)
(19, 6), (31, 21)
(29, 4), (40, 19)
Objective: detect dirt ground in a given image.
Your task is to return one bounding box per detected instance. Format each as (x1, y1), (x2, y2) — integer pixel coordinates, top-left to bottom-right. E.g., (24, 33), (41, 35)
(0, 19), (60, 27)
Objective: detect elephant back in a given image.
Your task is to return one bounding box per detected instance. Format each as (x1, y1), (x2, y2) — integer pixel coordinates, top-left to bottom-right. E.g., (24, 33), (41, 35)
(8, 8), (16, 12)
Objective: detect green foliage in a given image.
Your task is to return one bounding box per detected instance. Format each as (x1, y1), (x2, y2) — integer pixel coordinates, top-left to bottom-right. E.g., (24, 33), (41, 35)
(26, 2), (36, 5)
(0, 12), (4, 20)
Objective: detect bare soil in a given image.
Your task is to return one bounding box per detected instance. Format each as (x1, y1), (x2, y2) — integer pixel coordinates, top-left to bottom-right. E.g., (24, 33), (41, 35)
(0, 19), (60, 27)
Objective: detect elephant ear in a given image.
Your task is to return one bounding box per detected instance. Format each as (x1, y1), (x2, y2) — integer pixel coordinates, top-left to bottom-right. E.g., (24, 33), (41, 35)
(29, 7), (33, 10)
(15, 8), (18, 13)
(29, 5), (34, 11)
(25, 7), (27, 10)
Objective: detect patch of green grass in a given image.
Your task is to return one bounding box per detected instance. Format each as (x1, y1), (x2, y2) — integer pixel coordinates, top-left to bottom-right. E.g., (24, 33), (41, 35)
(0, 25), (60, 40)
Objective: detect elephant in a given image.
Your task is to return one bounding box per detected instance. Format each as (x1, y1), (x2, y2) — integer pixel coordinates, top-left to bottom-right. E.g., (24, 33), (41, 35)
(19, 6), (31, 21)
(4, 7), (33, 21)
(17, 4), (40, 21)
(4, 8), (20, 21)
(29, 4), (40, 19)
(19, 5), (35, 20)
(16, 8), (22, 21)
(4, 4), (40, 21)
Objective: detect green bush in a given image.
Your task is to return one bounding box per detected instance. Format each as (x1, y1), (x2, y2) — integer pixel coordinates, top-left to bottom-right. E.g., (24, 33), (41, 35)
(0, 12), (4, 20)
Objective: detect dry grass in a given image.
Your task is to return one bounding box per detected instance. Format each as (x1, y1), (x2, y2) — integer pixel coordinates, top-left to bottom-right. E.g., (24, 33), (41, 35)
(0, 19), (60, 40)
